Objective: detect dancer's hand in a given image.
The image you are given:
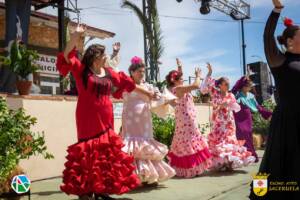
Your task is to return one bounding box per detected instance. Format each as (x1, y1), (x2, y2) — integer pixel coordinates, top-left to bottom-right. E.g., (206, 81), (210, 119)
(206, 62), (212, 77)
(166, 99), (177, 107)
(176, 58), (183, 73)
(64, 24), (86, 62)
(147, 91), (159, 100)
(272, 0), (284, 9)
(195, 68), (201, 78)
(153, 91), (161, 100)
(176, 58), (182, 67)
(75, 25), (87, 54)
(245, 65), (251, 79)
(74, 24), (86, 39)
(113, 42), (121, 52)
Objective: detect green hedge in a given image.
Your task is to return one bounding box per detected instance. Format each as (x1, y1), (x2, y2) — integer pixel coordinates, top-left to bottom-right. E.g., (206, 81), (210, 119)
(152, 114), (210, 148)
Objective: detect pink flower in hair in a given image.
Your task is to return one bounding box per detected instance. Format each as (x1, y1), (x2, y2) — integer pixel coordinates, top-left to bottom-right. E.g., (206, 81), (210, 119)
(131, 56), (143, 65)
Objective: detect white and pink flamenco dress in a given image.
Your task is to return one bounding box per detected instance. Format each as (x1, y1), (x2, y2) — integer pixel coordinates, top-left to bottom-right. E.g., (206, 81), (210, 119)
(121, 83), (176, 184)
(200, 76), (255, 170)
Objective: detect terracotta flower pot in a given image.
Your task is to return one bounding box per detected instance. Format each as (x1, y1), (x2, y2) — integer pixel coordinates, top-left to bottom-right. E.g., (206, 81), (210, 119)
(16, 80), (32, 95)
(253, 133), (263, 149)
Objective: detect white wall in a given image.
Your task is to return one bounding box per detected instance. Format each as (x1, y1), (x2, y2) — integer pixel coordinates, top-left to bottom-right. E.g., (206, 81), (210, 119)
(3, 95), (211, 181)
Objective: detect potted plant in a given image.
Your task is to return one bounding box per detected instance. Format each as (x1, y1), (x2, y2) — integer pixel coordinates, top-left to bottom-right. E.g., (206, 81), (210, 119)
(0, 40), (39, 95)
(0, 98), (53, 197)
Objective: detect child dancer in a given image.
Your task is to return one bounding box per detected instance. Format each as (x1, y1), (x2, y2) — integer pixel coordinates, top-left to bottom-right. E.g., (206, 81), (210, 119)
(167, 59), (212, 178)
(56, 25), (140, 200)
(121, 56), (176, 185)
(232, 75), (272, 162)
(200, 63), (255, 171)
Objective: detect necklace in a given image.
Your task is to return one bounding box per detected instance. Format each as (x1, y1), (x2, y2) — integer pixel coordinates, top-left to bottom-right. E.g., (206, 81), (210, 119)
(90, 67), (106, 77)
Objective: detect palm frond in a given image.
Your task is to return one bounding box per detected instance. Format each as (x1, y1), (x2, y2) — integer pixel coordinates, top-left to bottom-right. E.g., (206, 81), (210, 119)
(122, 1), (149, 33)
(122, 0), (164, 81)
(149, 0), (164, 61)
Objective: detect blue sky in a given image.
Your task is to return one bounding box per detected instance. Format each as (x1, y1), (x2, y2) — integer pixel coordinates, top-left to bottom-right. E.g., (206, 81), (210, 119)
(43, 0), (300, 85)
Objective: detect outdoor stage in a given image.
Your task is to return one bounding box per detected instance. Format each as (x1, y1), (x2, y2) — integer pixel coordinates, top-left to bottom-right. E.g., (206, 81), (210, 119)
(21, 150), (263, 200)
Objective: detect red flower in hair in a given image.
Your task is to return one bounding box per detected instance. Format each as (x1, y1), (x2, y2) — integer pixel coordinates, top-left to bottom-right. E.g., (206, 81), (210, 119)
(170, 71), (179, 82)
(284, 17), (294, 27)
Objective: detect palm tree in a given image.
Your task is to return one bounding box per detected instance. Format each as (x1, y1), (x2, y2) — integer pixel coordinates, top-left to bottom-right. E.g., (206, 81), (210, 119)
(122, 0), (164, 82)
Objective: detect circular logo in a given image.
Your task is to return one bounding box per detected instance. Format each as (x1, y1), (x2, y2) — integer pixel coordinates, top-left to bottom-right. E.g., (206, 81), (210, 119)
(11, 174), (31, 194)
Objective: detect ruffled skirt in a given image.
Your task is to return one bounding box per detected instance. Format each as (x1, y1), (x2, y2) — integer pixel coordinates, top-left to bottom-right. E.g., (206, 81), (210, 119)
(60, 129), (140, 196)
(168, 148), (212, 178)
(209, 139), (256, 170)
(167, 129), (212, 178)
(122, 137), (176, 184)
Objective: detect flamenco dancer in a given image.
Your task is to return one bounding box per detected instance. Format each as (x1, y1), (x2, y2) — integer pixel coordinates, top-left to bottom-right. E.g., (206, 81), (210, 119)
(200, 63), (255, 171)
(121, 56), (176, 185)
(250, 0), (300, 199)
(232, 75), (272, 162)
(56, 26), (140, 200)
(167, 59), (212, 178)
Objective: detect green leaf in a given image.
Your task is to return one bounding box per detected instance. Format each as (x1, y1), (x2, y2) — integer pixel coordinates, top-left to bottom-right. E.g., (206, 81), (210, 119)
(0, 98), (53, 184)
(5, 40), (39, 79)
(122, 0), (164, 81)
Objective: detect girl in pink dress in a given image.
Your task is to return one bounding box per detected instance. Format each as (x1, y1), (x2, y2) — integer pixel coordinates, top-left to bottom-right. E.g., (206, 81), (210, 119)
(121, 57), (176, 185)
(167, 59), (212, 178)
(200, 63), (255, 171)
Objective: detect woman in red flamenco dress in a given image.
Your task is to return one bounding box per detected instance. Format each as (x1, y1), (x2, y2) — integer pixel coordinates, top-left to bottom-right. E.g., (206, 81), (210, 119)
(56, 25), (140, 200)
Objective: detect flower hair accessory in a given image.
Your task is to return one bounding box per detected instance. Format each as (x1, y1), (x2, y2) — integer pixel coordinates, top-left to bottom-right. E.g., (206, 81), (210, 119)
(284, 17), (294, 27)
(131, 56), (143, 65)
(170, 71), (179, 82)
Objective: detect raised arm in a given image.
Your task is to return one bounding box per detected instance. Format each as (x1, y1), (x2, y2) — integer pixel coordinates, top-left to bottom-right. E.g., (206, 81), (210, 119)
(251, 94), (273, 119)
(56, 25), (85, 78)
(200, 63), (216, 95)
(134, 84), (159, 100)
(106, 42), (121, 70)
(176, 58), (183, 74)
(175, 68), (201, 98)
(64, 25), (86, 63)
(264, 0), (285, 68)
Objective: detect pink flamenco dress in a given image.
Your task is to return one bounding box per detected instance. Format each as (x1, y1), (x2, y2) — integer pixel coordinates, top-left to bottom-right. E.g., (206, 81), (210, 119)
(200, 76), (255, 170)
(167, 89), (212, 178)
(121, 83), (176, 184)
(56, 49), (140, 197)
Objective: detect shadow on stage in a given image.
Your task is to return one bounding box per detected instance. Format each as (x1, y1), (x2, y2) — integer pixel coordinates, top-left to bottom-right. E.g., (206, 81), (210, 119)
(170, 169), (249, 179)
(204, 169), (248, 177)
(31, 190), (62, 196)
(128, 184), (168, 194)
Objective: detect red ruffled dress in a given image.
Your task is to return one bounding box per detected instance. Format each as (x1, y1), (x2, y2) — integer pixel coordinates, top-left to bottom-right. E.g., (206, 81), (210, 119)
(56, 49), (140, 196)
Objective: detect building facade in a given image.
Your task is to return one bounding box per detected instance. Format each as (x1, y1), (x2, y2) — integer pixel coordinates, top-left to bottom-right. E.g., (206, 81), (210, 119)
(0, 3), (115, 95)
